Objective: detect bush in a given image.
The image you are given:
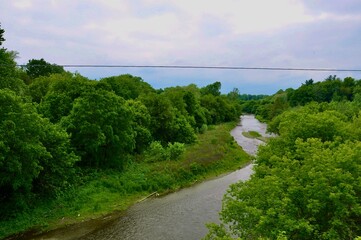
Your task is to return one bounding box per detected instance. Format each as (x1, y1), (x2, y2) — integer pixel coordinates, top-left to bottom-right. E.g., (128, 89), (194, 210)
(199, 124), (208, 134)
(145, 141), (168, 162)
(145, 141), (185, 162)
(167, 142), (185, 160)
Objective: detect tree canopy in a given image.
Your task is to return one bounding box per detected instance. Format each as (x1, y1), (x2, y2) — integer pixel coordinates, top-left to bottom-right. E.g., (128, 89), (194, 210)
(0, 23), (5, 46)
(25, 58), (65, 79)
(206, 98), (361, 240)
(0, 30), (244, 226)
(0, 89), (78, 216)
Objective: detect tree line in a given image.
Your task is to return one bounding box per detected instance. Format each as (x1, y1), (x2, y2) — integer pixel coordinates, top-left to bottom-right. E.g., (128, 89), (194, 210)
(206, 77), (361, 239)
(241, 75), (361, 122)
(0, 24), (242, 220)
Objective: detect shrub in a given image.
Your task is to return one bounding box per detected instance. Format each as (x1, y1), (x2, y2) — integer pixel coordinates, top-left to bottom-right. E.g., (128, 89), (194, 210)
(167, 142), (185, 160)
(145, 141), (168, 162)
(199, 124), (208, 134)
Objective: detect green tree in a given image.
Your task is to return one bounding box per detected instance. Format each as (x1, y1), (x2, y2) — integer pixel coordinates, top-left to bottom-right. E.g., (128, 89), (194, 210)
(287, 83), (314, 106)
(28, 72), (73, 103)
(0, 23), (5, 45)
(339, 77), (355, 101)
(213, 138), (361, 240)
(38, 73), (92, 122)
(99, 74), (155, 100)
(0, 49), (27, 95)
(268, 107), (346, 142)
(268, 93), (289, 120)
(126, 100), (152, 153)
(140, 92), (196, 144)
(0, 89), (78, 215)
(227, 87), (240, 101)
(140, 93), (175, 143)
(209, 101), (361, 239)
(201, 95), (240, 124)
(61, 89), (135, 169)
(25, 58), (65, 79)
(201, 81), (222, 96)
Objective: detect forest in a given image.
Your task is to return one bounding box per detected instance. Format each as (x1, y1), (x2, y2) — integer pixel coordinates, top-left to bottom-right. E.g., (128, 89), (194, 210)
(0, 24), (249, 238)
(206, 77), (361, 239)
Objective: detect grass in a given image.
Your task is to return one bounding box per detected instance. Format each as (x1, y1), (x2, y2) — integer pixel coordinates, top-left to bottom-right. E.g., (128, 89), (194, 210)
(0, 122), (251, 239)
(242, 130), (269, 142)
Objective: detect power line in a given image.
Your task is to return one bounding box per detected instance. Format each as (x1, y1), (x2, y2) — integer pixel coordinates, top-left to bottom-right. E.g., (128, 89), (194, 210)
(12, 64), (361, 72)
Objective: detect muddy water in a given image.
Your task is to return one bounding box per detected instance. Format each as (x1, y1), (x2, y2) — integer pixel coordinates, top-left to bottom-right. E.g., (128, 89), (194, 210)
(231, 114), (273, 156)
(79, 115), (268, 240)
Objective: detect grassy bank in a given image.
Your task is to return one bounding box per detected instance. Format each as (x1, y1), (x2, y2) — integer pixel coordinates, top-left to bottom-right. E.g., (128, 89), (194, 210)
(1, 122), (250, 239)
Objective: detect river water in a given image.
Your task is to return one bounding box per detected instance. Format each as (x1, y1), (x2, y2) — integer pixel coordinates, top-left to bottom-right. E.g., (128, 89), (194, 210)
(80, 115), (268, 240)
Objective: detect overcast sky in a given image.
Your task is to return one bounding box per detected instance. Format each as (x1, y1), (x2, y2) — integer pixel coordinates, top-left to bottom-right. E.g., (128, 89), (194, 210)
(1, 0), (361, 94)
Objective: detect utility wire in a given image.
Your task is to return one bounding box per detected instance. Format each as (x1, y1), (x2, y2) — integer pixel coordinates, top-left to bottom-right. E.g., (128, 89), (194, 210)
(11, 64), (361, 72)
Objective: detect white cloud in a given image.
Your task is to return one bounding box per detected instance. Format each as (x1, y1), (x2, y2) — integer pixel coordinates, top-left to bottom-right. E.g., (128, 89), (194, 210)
(1, 0), (361, 94)
(12, 0), (32, 9)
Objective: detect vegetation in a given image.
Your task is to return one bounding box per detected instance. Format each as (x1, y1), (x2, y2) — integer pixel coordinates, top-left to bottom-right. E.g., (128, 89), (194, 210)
(0, 24), (248, 238)
(242, 130), (261, 138)
(0, 23), (5, 45)
(206, 77), (361, 239)
(241, 75), (361, 123)
(0, 122), (250, 238)
(25, 58), (65, 80)
(5, 20), (361, 239)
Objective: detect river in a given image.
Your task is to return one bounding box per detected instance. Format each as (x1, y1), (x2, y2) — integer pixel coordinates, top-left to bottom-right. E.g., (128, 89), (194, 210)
(78, 115), (269, 240)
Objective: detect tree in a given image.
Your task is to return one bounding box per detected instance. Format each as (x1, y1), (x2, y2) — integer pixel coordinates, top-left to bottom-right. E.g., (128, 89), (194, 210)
(126, 100), (152, 153)
(0, 23), (5, 45)
(140, 93), (196, 144)
(25, 58), (65, 79)
(0, 89), (78, 215)
(287, 83), (314, 106)
(99, 74), (155, 100)
(140, 93), (176, 143)
(0, 49), (27, 95)
(61, 89), (135, 169)
(211, 138), (361, 240)
(201, 81), (222, 96)
(208, 100), (361, 239)
(268, 93), (290, 120)
(227, 87), (240, 101)
(201, 95), (240, 124)
(37, 73), (92, 122)
(267, 106), (347, 142)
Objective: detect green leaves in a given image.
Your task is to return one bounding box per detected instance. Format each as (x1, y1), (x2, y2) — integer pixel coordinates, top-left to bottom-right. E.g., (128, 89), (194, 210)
(213, 99), (361, 239)
(268, 107), (347, 142)
(0, 23), (5, 45)
(0, 89), (78, 214)
(61, 89), (135, 169)
(0, 49), (27, 95)
(219, 138), (361, 239)
(25, 58), (65, 79)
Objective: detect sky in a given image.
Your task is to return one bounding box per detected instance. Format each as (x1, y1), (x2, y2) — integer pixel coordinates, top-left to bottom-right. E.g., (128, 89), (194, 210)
(1, 0), (361, 94)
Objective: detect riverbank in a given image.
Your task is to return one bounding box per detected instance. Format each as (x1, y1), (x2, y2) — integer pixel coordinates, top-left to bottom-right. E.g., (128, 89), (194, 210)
(2, 121), (251, 240)
(81, 115), (266, 240)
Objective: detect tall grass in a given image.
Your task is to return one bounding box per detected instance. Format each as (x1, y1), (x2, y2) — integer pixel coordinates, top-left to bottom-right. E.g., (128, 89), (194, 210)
(0, 122), (250, 239)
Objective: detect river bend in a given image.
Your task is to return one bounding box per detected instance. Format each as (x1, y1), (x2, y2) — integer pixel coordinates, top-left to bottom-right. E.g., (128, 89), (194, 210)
(80, 115), (268, 240)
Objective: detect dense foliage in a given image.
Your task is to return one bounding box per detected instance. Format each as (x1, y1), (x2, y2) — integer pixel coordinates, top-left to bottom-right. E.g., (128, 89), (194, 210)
(206, 78), (361, 239)
(0, 23), (244, 237)
(0, 24), (5, 45)
(241, 75), (361, 122)
(25, 58), (65, 80)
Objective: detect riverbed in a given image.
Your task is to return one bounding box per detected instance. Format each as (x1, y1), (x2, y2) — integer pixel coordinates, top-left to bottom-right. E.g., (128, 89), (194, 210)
(79, 115), (268, 240)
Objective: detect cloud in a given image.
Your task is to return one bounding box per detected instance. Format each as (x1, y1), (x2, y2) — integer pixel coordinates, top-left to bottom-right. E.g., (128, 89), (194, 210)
(301, 0), (361, 15)
(1, 0), (360, 94)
